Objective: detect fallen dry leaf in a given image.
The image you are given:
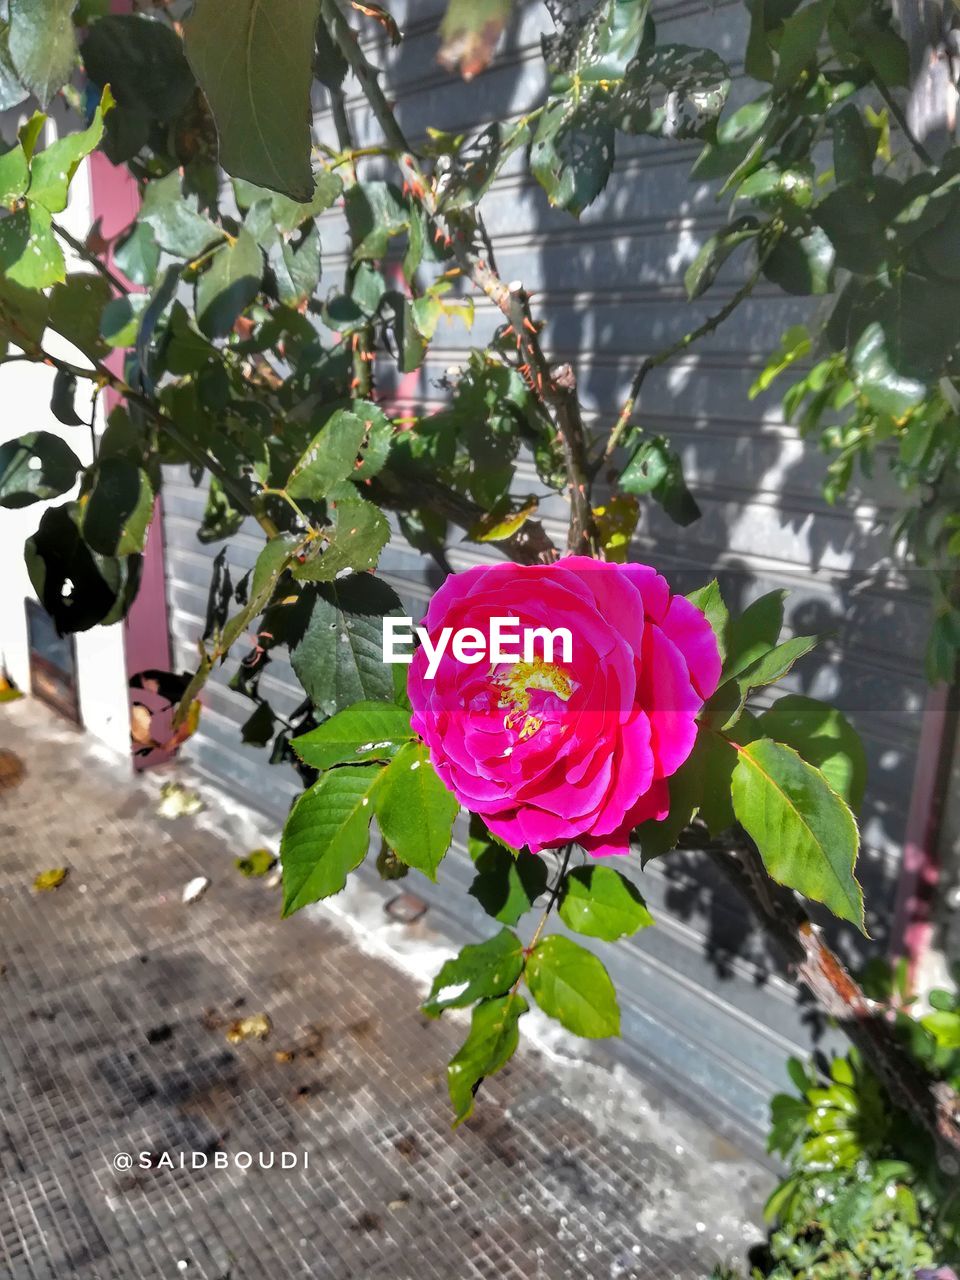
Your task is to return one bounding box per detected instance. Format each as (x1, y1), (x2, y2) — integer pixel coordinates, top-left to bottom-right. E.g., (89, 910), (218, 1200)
(34, 868), (69, 892)
(0, 668), (23, 703)
(130, 702), (159, 749)
(226, 1012), (272, 1044)
(0, 749), (24, 791)
(235, 848), (277, 878)
(157, 780), (204, 818)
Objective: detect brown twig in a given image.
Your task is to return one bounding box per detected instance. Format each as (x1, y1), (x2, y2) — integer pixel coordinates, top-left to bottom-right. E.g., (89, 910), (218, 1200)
(709, 838), (960, 1173)
(51, 219), (127, 295)
(604, 263), (766, 462)
(36, 350), (279, 539)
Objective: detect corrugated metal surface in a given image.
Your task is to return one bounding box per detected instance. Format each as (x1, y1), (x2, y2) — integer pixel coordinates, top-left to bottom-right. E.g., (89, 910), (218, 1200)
(162, 0), (930, 1136)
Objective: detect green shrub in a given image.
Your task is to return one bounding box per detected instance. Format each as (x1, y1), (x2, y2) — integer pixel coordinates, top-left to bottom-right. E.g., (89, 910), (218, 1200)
(714, 963), (960, 1279)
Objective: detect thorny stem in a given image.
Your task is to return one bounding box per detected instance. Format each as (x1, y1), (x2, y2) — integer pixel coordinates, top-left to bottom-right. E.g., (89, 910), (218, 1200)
(871, 75), (936, 167)
(323, 0), (599, 555)
(32, 348), (280, 539)
(51, 219), (127, 295)
(604, 261), (766, 461)
(708, 837), (960, 1173)
(528, 846), (574, 955)
(88, 382), (101, 467)
(326, 58), (376, 399)
(260, 487), (317, 534)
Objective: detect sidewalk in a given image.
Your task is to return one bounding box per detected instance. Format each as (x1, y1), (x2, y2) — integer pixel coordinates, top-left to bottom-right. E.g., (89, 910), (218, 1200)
(0, 699), (771, 1279)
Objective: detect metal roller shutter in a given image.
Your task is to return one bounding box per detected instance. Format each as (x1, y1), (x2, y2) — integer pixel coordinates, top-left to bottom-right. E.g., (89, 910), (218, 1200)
(162, 0), (930, 1137)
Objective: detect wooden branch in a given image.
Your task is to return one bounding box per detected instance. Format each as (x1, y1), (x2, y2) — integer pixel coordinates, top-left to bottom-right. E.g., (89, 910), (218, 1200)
(322, 0), (600, 555)
(707, 837), (960, 1174)
(604, 264), (765, 461)
(36, 350), (279, 539)
(51, 219), (127, 295)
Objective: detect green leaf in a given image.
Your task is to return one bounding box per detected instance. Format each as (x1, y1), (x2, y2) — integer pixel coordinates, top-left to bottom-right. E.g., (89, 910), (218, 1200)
(196, 230), (263, 338)
(694, 728), (738, 835)
(48, 273), (112, 361)
(530, 97), (615, 217)
(343, 181), (409, 260)
(51, 368), (83, 426)
(286, 408), (369, 500)
(468, 494), (539, 543)
(762, 227), (835, 296)
(423, 928), (524, 1017)
(113, 221), (160, 288)
(735, 633), (818, 693)
(100, 292), (149, 348)
(447, 993), (527, 1125)
(0, 431), (80, 507)
(469, 844), (548, 925)
(620, 435), (700, 526)
(558, 865), (653, 941)
(291, 493), (389, 582)
(686, 578), (729, 662)
(468, 811), (520, 859)
(849, 322), (926, 418)
(215, 532), (304, 653)
(722, 589), (785, 679)
(814, 188), (885, 274)
(832, 104), (876, 186)
(236, 170), (342, 232)
(165, 303), (217, 375)
(82, 458), (154, 556)
(0, 273), (46, 352)
(185, 0), (321, 201)
(920, 1010), (960, 1050)
(25, 502), (141, 633)
(749, 324), (810, 397)
(29, 86), (115, 215)
(0, 138), (28, 204)
(526, 935), (620, 1038)
(288, 575), (403, 716)
(80, 14), (196, 122)
(0, 21), (29, 111)
(268, 224), (321, 306)
(744, 0), (774, 81)
(8, 0), (76, 106)
(685, 216), (760, 300)
(140, 170), (222, 258)
(370, 741), (458, 879)
(280, 765), (378, 915)
(731, 737), (864, 930)
(291, 700), (414, 770)
(618, 44), (730, 140)
(0, 201), (64, 288)
(772, 0), (831, 91)
(757, 694), (866, 810)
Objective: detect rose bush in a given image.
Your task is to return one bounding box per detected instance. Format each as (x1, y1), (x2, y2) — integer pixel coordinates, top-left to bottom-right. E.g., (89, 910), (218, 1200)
(408, 557), (721, 856)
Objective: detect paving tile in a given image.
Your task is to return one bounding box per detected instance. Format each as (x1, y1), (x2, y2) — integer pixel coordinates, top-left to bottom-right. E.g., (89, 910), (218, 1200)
(0, 701), (771, 1278)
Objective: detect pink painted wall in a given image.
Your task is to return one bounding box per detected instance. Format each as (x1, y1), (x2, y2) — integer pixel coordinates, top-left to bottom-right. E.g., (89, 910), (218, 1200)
(88, 148), (174, 767)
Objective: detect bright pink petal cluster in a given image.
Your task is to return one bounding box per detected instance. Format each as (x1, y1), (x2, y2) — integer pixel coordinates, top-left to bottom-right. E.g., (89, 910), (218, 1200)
(408, 558), (721, 857)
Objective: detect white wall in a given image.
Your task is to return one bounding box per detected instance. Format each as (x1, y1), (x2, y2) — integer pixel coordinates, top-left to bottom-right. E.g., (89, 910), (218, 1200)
(0, 112), (130, 757)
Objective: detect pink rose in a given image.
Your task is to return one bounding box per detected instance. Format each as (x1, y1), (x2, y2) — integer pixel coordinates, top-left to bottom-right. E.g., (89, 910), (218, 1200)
(408, 557), (721, 857)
